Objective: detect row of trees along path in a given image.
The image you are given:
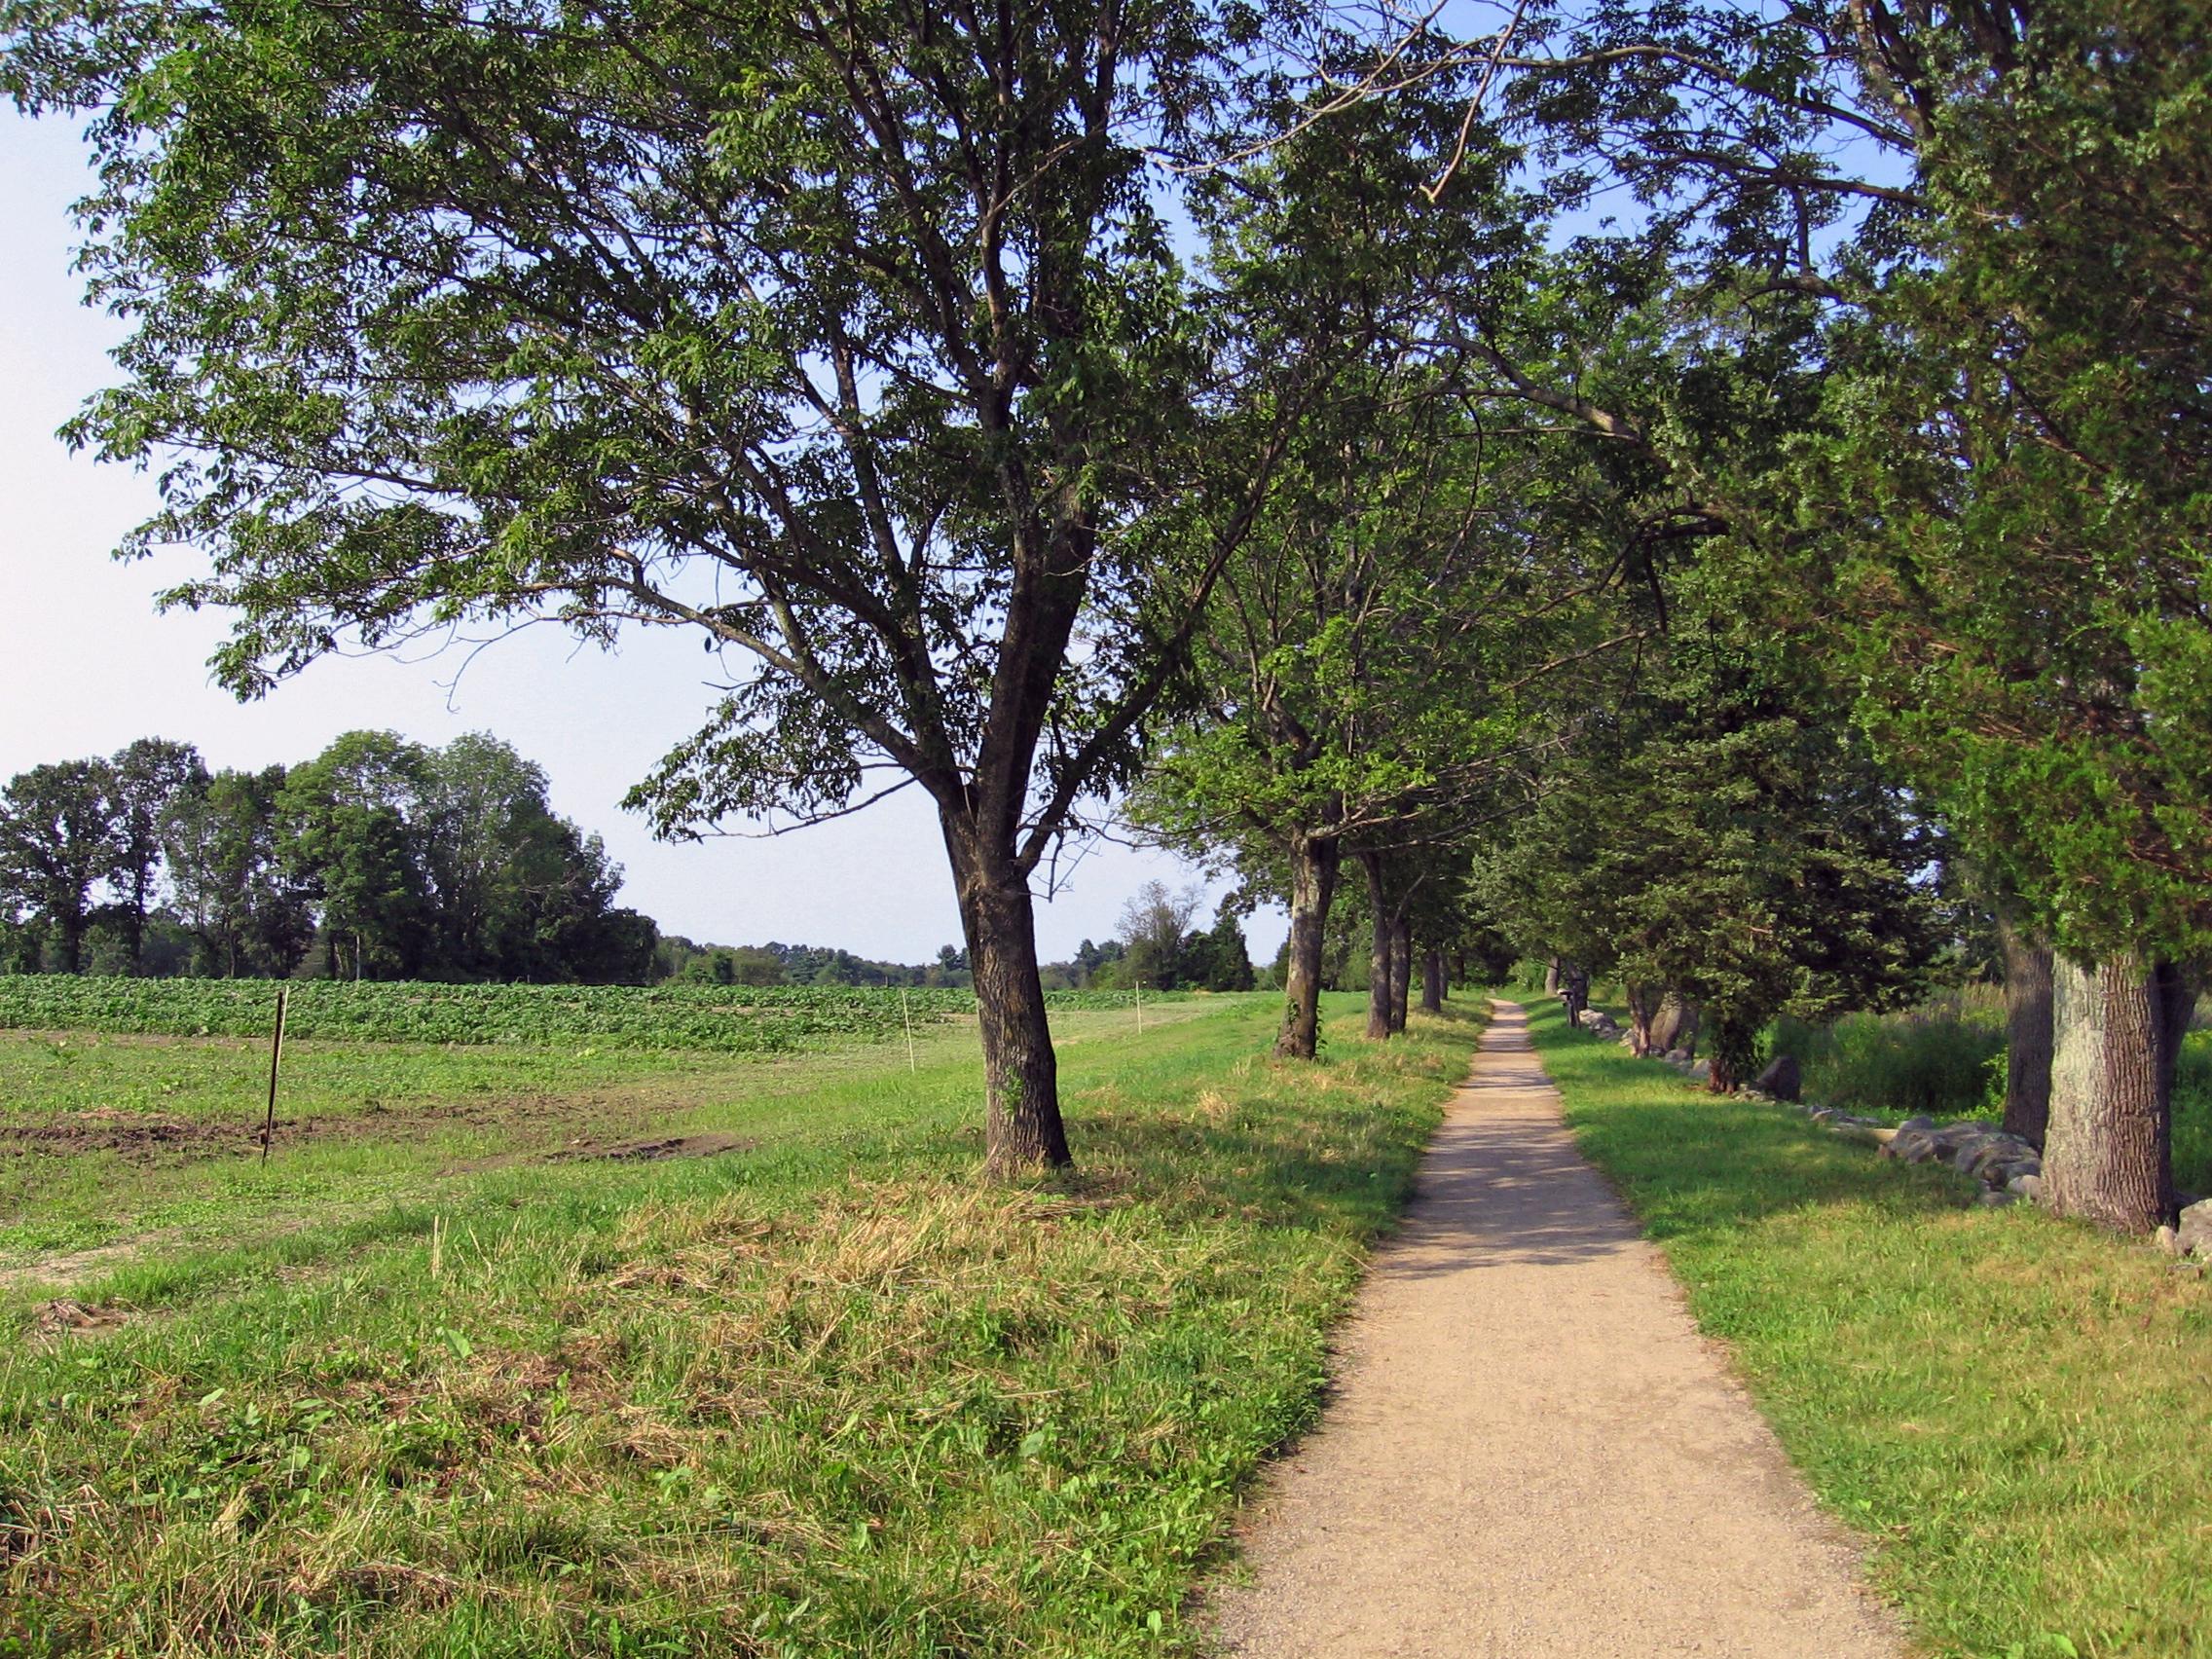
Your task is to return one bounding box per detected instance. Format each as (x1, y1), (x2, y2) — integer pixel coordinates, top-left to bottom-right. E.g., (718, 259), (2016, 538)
(11, 0), (2208, 1229)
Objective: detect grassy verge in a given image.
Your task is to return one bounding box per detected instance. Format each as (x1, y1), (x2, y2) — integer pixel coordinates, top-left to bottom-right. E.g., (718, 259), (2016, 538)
(2, 994), (1482, 1657)
(1521, 997), (2212, 1659)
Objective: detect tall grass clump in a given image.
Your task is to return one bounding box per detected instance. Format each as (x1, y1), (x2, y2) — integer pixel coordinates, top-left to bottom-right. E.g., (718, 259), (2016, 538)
(1773, 988), (2005, 1121)
(2172, 1036), (2212, 1196)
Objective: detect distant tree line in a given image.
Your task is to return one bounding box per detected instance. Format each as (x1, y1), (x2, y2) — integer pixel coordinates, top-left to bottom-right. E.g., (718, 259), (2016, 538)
(0, 731), (655, 982)
(654, 895), (1259, 996)
(657, 938), (978, 990)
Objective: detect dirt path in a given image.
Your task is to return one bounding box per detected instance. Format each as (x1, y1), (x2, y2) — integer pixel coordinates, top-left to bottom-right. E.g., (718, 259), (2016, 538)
(1208, 1002), (1904, 1658)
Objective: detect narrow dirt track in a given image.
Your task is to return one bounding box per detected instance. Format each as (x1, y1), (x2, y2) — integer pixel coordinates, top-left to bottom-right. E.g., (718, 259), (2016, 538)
(1207, 1001), (1904, 1658)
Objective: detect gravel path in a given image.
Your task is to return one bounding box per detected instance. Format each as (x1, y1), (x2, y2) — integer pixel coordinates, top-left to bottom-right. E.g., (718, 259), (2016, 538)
(1207, 1001), (1905, 1658)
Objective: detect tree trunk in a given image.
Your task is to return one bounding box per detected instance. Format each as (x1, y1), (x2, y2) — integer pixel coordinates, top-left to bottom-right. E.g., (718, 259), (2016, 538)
(1997, 915), (2055, 1148)
(2045, 952), (2182, 1233)
(1559, 960), (1588, 1027)
(1709, 1014), (1757, 1093)
(1274, 832), (1340, 1060)
(1650, 991), (1699, 1057)
(1543, 957), (1562, 997)
(1358, 851), (1392, 1040)
(1625, 982), (1663, 1056)
(1388, 918), (1412, 1032)
(55, 917), (84, 977)
(1420, 948), (1445, 1014)
(944, 815), (1070, 1175)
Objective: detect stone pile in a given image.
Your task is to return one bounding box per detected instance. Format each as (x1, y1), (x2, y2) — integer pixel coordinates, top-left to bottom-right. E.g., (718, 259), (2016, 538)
(1862, 1113), (2043, 1203)
(1572, 1006), (1622, 1039)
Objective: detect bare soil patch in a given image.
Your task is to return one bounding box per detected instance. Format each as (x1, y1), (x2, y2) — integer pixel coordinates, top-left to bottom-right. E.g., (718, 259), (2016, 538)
(28, 1298), (129, 1338)
(0, 1088), (621, 1167)
(549, 1130), (758, 1163)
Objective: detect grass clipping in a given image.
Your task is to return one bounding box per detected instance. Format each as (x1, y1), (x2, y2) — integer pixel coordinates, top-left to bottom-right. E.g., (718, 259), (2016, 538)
(0, 1000), (1478, 1658)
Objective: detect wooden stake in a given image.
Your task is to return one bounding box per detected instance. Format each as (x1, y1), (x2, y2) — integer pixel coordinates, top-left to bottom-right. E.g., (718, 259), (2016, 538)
(1136, 978), (1144, 1034)
(261, 984), (289, 1162)
(902, 987), (917, 1073)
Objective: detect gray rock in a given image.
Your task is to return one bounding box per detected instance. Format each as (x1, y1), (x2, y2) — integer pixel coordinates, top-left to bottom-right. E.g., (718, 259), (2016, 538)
(1899, 1115), (1937, 1133)
(1977, 1189), (2018, 1207)
(2007, 1173), (2045, 1200)
(1687, 1059), (1713, 1086)
(2155, 1224), (2182, 1257)
(1950, 1134), (2004, 1173)
(1752, 1053), (1802, 1102)
(1665, 1048), (1693, 1066)
(2177, 1198), (2212, 1260)
(1937, 1124), (2008, 1150)
(1882, 1128), (1941, 1163)
(1964, 1136), (2035, 1181)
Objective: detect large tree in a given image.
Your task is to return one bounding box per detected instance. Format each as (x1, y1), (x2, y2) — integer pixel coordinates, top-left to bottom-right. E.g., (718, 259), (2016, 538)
(1133, 76), (1637, 1055)
(104, 737), (203, 972)
(278, 733), (437, 981)
(1745, 0), (2212, 1230)
(1475, 615), (1948, 1091)
(0, 759), (117, 974)
(5, 0), (1308, 1173)
(162, 763), (316, 977)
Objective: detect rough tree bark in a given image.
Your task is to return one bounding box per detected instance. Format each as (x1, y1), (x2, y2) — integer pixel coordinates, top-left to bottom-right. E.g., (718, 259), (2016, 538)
(1358, 851), (1394, 1040)
(1389, 918), (1412, 1032)
(1275, 831), (1341, 1060)
(1420, 947), (1445, 1014)
(1997, 914), (2055, 1147)
(1543, 957), (1562, 997)
(1625, 982), (1664, 1056)
(2045, 953), (2185, 1233)
(1650, 991), (1699, 1057)
(945, 815), (1069, 1175)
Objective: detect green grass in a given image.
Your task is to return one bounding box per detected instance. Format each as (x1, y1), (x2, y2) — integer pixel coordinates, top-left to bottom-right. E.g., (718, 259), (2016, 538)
(1524, 997), (2212, 1659)
(0, 1023), (933, 1266)
(0, 992), (1483, 1656)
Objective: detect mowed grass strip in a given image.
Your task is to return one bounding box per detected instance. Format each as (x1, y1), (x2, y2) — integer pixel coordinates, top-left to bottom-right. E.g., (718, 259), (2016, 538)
(1, 994), (1481, 1657)
(1524, 998), (2212, 1659)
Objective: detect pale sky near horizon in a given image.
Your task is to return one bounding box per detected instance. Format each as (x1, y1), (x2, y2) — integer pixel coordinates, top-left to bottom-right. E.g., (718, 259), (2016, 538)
(0, 110), (1285, 967)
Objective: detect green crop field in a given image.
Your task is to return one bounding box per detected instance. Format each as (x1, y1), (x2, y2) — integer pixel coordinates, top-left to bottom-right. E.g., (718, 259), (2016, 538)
(0, 977), (1187, 1053)
(0, 983), (1484, 1657)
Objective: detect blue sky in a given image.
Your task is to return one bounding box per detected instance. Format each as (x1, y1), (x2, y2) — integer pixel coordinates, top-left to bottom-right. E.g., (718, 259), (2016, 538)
(0, 110), (1269, 966)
